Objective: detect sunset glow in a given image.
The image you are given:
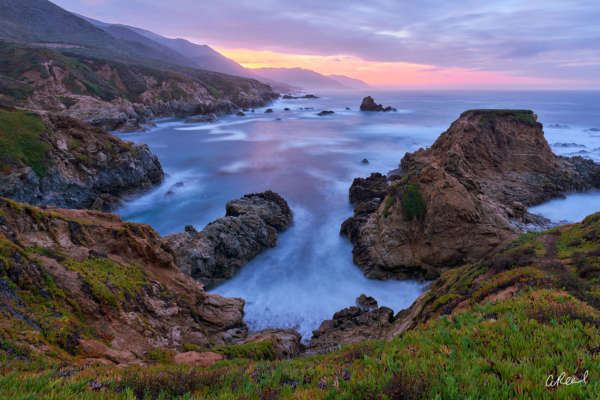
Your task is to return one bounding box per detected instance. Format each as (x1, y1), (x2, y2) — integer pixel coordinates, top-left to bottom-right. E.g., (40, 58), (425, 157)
(216, 47), (572, 88)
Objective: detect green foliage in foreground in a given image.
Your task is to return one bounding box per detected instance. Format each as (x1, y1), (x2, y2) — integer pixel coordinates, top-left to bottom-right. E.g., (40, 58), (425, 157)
(1, 289), (598, 399)
(0, 108), (48, 177)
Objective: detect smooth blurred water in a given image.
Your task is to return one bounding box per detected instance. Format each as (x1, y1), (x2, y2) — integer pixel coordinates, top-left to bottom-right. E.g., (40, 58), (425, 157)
(116, 90), (600, 339)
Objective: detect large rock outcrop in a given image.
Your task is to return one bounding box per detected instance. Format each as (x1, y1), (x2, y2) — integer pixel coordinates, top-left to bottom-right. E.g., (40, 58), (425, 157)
(342, 110), (600, 280)
(0, 108), (163, 211)
(359, 96), (396, 112)
(0, 197), (247, 365)
(164, 191), (293, 288)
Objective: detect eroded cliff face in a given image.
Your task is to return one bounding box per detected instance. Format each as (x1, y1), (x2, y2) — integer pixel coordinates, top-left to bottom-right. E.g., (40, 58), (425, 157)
(0, 43), (278, 131)
(0, 108), (163, 210)
(0, 198), (247, 365)
(342, 110), (600, 280)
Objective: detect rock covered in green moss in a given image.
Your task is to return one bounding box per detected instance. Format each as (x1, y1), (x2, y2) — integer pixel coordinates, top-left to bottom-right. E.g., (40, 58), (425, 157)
(342, 109), (600, 281)
(0, 109), (163, 211)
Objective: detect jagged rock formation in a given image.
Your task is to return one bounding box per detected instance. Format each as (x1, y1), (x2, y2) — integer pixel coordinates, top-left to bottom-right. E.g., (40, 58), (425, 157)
(0, 197), (247, 365)
(0, 108), (163, 211)
(359, 96), (396, 112)
(0, 42), (278, 131)
(342, 110), (600, 280)
(164, 191), (293, 288)
(309, 295), (395, 351)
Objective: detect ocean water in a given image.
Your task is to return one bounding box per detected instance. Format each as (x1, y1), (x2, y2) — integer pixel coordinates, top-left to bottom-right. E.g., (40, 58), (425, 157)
(116, 90), (600, 339)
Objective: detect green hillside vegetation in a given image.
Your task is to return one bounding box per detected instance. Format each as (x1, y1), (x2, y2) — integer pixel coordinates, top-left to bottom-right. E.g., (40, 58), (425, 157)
(0, 108), (48, 176)
(0, 41), (268, 109)
(1, 203), (598, 399)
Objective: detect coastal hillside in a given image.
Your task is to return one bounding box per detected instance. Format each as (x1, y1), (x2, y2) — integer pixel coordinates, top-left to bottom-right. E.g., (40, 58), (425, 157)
(1, 211), (598, 399)
(0, 107), (163, 210)
(343, 110), (600, 281)
(252, 67), (350, 90)
(0, 42), (277, 131)
(0, 0), (250, 78)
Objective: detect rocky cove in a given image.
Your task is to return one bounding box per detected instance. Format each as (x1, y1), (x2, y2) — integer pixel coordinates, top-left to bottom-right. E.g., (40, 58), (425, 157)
(2, 89), (600, 395)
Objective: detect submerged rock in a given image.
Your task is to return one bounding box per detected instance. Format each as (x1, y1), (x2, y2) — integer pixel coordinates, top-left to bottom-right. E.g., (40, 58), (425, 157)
(317, 110), (335, 116)
(165, 191), (293, 289)
(360, 96), (396, 112)
(342, 109), (600, 280)
(265, 108), (274, 113)
(184, 113), (217, 123)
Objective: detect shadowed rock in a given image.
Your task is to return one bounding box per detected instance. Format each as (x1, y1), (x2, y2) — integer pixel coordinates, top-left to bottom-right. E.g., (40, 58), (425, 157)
(342, 109), (600, 280)
(165, 191), (293, 289)
(360, 96), (396, 112)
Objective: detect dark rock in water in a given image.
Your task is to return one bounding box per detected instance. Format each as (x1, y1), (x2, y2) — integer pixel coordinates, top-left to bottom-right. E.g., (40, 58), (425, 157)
(548, 123), (569, 129)
(165, 190), (174, 196)
(317, 110), (335, 116)
(0, 110), (163, 211)
(174, 181), (185, 188)
(361, 158), (369, 164)
(342, 109), (600, 281)
(309, 295), (395, 350)
(265, 108), (274, 113)
(553, 142), (586, 148)
(284, 108), (290, 111)
(164, 191), (293, 289)
(236, 111), (246, 116)
(360, 96), (396, 112)
(346, 107), (351, 110)
(184, 113), (217, 123)
(586, 128), (600, 132)
(282, 94), (319, 99)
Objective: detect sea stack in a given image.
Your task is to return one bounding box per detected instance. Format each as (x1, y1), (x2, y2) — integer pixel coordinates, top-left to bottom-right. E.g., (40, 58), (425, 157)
(360, 96), (396, 112)
(342, 109), (600, 280)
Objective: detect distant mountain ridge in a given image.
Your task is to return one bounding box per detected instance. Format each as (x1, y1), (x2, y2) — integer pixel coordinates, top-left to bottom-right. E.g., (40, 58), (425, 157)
(0, 0), (368, 92)
(252, 67), (369, 90)
(328, 74), (371, 89)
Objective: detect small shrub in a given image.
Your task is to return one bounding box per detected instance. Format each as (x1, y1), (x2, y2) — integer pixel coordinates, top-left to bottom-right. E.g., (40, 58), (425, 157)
(401, 184), (426, 221)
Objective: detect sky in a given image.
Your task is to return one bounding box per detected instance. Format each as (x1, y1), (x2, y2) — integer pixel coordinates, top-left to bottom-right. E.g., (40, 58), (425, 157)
(51, 0), (600, 89)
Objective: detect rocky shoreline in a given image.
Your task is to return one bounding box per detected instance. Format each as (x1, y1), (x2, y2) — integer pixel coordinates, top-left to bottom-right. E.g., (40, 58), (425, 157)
(342, 109), (600, 281)
(0, 108), (164, 211)
(0, 42), (279, 132)
(165, 191), (293, 289)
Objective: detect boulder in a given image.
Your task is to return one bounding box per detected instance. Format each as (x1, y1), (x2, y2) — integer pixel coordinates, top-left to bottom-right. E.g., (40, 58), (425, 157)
(360, 96), (396, 112)
(342, 110), (600, 280)
(243, 329), (303, 359)
(165, 191), (293, 288)
(174, 351), (224, 367)
(309, 295), (395, 351)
